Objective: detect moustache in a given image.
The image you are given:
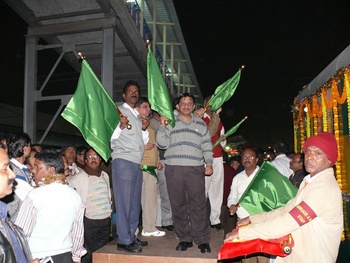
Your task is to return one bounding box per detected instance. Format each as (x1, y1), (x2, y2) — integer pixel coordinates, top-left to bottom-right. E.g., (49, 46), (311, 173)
(8, 179), (15, 186)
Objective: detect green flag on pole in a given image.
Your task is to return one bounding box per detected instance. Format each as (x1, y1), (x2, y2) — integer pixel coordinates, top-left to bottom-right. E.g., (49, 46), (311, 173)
(212, 116), (248, 148)
(147, 45), (175, 127)
(61, 59), (119, 162)
(208, 68), (241, 112)
(238, 161), (298, 215)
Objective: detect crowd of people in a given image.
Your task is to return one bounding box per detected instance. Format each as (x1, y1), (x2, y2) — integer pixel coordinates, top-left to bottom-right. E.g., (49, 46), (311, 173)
(0, 79), (343, 263)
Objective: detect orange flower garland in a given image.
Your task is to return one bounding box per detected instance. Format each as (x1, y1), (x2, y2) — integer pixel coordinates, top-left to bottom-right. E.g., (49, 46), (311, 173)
(345, 70), (350, 136)
(321, 92), (328, 132)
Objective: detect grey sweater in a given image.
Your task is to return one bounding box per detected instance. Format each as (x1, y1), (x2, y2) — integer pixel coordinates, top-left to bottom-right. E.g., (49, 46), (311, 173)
(110, 104), (146, 164)
(156, 114), (213, 166)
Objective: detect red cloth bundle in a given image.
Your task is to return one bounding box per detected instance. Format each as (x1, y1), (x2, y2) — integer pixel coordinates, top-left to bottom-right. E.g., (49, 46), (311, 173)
(218, 234), (294, 261)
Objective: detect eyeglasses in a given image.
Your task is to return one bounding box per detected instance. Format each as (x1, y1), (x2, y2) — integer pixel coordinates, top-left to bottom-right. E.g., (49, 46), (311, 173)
(87, 155), (100, 159)
(242, 155), (255, 160)
(127, 90), (139, 95)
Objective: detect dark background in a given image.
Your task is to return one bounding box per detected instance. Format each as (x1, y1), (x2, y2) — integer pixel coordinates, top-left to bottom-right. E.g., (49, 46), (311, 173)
(1, 0), (350, 150)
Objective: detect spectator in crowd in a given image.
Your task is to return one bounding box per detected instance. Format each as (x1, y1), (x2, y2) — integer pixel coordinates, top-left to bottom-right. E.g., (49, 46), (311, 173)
(227, 147), (269, 263)
(289, 153), (306, 188)
(31, 144), (43, 153)
(16, 150), (86, 262)
(271, 141), (293, 178)
(76, 145), (88, 169)
(221, 155), (239, 236)
(151, 110), (174, 231)
(69, 148), (112, 263)
(3, 131), (33, 221)
(199, 96), (226, 230)
(156, 93), (213, 253)
(225, 132), (343, 263)
(24, 147), (38, 174)
(0, 145), (38, 263)
(0, 134), (8, 153)
(110, 80), (149, 253)
(136, 98), (165, 237)
(61, 144), (80, 177)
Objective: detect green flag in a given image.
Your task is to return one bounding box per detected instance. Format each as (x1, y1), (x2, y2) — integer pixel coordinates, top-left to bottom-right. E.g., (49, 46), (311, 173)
(61, 60), (119, 162)
(147, 45), (175, 127)
(238, 161), (298, 215)
(212, 116), (247, 148)
(208, 69), (241, 112)
(140, 164), (158, 180)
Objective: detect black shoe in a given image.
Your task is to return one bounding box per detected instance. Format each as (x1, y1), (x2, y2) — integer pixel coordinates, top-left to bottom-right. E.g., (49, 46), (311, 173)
(117, 243), (142, 253)
(134, 238), (148, 247)
(210, 223), (222, 230)
(176, 241), (193, 251)
(198, 243), (211, 253)
(162, 225), (174, 231)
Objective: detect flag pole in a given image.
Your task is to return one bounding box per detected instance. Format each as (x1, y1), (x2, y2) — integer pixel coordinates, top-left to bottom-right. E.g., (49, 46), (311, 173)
(116, 107), (132, 130)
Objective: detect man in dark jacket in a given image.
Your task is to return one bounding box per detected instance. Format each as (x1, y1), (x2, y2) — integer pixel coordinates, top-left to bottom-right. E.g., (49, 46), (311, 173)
(0, 144), (36, 262)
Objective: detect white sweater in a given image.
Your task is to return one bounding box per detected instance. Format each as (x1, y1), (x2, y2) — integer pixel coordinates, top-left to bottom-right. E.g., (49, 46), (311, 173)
(15, 183), (86, 261)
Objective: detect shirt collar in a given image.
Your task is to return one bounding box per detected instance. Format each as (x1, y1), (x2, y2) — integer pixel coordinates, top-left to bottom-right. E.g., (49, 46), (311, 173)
(10, 158), (26, 169)
(123, 102), (139, 117)
(304, 168), (328, 184)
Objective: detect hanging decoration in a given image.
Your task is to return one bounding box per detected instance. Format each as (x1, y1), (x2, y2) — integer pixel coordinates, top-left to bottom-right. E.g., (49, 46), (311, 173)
(292, 65), (350, 241)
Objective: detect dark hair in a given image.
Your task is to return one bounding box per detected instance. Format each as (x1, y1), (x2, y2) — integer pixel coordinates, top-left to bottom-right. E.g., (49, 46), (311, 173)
(177, 93), (196, 105)
(135, 97), (150, 108)
(242, 147), (258, 157)
(230, 155), (241, 163)
(35, 150), (64, 173)
(7, 132), (31, 158)
(60, 144), (76, 155)
(274, 141), (289, 154)
(76, 145), (88, 155)
(122, 80), (141, 94)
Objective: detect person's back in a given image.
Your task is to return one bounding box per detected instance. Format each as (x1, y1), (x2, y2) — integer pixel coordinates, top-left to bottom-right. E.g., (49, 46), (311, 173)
(271, 141), (293, 178)
(17, 182), (84, 259)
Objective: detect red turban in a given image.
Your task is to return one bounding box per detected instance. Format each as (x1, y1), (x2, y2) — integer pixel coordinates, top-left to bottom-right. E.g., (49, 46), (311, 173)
(303, 132), (338, 166)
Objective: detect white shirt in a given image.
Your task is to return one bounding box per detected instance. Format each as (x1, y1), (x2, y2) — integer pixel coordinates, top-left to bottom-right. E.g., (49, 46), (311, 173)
(271, 154), (293, 178)
(227, 166), (260, 219)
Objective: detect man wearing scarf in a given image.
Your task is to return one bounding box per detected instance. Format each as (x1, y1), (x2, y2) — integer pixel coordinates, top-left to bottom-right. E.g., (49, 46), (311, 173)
(224, 132), (343, 263)
(68, 147), (112, 263)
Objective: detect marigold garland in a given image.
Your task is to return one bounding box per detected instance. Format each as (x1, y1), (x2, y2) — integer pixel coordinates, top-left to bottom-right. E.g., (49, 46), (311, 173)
(293, 66), (350, 242)
(322, 88), (333, 110)
(321, 92), (328, 132)
(313, 114), (318, 135)
(332, 79), (347, 105)
(345, 71), (350, 136)
(306, 110), (311, 138)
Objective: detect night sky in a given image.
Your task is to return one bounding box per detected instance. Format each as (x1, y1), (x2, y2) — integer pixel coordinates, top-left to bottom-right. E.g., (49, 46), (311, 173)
(1, 0), (350, 149)
(173, 0), (350, 149)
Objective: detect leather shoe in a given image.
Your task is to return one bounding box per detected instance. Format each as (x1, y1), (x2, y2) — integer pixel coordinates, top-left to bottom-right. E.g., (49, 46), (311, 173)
(134, 238), (148, 247)
(162, 225), (174, 231)
(117, 243), (142, 253)
(176, 241), (193, 251)
(198, 243), (211, 253)
(210, 223), (222, 230)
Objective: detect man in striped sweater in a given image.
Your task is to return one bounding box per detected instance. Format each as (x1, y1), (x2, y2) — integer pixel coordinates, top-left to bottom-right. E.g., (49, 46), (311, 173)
(156, 93), (213, 253)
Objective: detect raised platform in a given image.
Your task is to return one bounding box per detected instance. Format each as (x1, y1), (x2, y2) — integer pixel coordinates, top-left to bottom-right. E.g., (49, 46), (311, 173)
(93, 228), (226, 263)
